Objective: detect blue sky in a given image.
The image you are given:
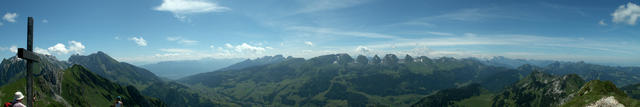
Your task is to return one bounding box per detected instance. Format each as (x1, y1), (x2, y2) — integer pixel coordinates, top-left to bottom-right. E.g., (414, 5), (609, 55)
(0, 0), (639, 66)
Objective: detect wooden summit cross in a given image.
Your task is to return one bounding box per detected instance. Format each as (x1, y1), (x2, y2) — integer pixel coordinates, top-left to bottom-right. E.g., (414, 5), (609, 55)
(17, 17), (39, 107)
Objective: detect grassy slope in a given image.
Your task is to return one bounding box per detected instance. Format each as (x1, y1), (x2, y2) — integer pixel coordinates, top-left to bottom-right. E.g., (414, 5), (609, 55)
(562, 80), (640, 107)
(452, 93), (494, 107)
(0, 78), (65, 107)
(1, 65), (162, 107)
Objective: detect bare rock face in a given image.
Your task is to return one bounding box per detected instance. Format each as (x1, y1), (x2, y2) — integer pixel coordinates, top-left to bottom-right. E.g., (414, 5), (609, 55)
(0, 54), (70, 102)
(586, 96), (625, 107)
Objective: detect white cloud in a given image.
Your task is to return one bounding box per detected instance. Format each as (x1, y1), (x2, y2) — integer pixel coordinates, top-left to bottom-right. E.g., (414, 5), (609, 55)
(3, 13), (17, 23)
(427, 31), (454, 36)
(154, 0), (230, 21)
(304, 41), (314, 46)
(464, 33), (477, 37)
(42, 41), (85, 54)
(9, 45), (17, 53)
(47, 43), (68, 54)
(355, 46), (371, 53)
(266, 47), (274, 50)
(402, 21), (435, 27)
(167, 36), (181, 41)
(234, 43), (266, 53)
(225, 43), (233, 48)
(34, 47), (50, 55)
(129, 37), (147, 46)
(209, 45), (215, 49)
(612, 2), (640, 25)
(42, 19), (48, 23)
(599, 20), (607, 26)
(287, 26), (400, 39)
(166, 36), (199, 45)
(178, 39), (198, 45)
(68, 41), (85, 54)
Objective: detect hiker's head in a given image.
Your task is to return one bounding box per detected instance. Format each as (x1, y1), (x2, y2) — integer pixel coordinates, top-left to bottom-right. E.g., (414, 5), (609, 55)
(116, 96), (122, 101)
(14, 91), (24, 101)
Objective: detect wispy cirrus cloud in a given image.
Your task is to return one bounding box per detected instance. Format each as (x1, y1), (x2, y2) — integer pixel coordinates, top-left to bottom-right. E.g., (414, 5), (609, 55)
(154, 0), (230, 21)
(167, 36), (199, 45)
(399, 8), (522, 27)
(287, 26), (400, 39)
(159, 48), (194, 53)
(358, 34), (637, 56)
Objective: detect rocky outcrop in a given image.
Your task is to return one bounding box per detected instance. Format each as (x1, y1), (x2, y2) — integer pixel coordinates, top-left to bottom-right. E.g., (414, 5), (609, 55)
(586, 96), (624, 107)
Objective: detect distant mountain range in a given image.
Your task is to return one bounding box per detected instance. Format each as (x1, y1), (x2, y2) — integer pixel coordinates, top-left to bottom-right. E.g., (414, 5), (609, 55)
(2, 52), (640, 106)
(473, 56), (556, 68)
(179, 54), (525, 106)
(141, 58), (244, 79)
(217, 55), (288, 71)
(179, 53), (640, 106)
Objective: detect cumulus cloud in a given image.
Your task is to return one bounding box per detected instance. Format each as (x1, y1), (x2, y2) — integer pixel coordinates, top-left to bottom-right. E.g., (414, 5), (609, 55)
(154, 0), (230, 21)
(47, 43), (68, 54)
(304, 41), (314, 46)
(3, 13), (18, 23)
(44, 41), (86, 54)
(355, 46), (371, 53)
(34, 47), (50, 55)
(234, 43), (265, 53)
(68, 40), (85, 53)
(166, 36), (199, 45)
(612, 2), (640, 25)
(209, 45), (215, 49)
(129, 37), (147, 46)
(9, 45), (17, 53)
(225, 43), (233, 48)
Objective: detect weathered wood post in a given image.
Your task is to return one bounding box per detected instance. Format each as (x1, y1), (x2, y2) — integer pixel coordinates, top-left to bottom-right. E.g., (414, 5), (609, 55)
(17, 17), (39, 107)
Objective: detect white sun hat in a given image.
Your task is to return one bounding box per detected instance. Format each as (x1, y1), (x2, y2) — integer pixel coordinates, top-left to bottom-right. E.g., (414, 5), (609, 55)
(14, 91), (24, 100)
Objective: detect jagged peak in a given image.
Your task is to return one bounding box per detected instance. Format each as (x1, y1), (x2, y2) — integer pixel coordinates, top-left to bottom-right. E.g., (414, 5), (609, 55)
(68, 51), (120, 65)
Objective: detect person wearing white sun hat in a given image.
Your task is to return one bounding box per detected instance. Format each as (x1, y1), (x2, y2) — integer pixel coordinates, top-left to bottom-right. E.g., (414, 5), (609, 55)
(11, 91), (26, 107)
